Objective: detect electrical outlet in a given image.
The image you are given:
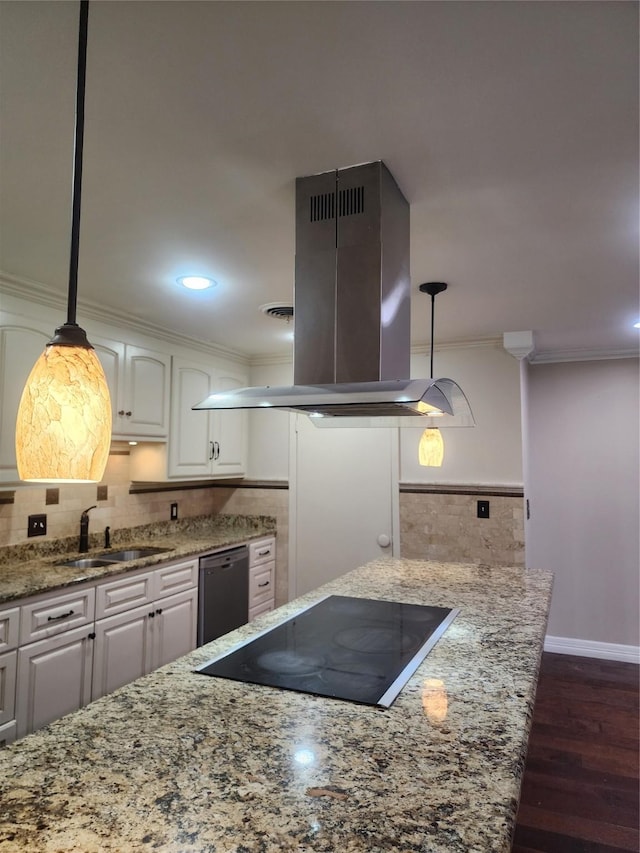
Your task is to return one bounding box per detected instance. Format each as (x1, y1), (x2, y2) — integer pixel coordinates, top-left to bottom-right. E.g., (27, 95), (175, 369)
(97, 485), (108, 501)
(477, 500), (490, 519)
(170, 502), (178, 520)
(28, 514), (47, 537)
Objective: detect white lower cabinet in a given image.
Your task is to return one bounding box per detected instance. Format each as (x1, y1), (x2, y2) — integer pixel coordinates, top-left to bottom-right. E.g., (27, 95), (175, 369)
(248, 537), (276, 621)
(15, 625), (94, 739)
(6, 557), (199, 744)
(91, 586), (197, 701)
(152, 588), (198, 669)
(3, 546), (265, 744)
(92, 604), (154, 701)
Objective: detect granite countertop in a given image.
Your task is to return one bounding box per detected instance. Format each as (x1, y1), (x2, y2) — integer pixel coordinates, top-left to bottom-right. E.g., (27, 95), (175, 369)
(0, 558), (553, 853)
(0, 514), (276, 604)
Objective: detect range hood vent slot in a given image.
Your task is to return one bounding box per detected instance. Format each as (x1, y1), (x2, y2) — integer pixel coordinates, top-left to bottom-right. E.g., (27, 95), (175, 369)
(339, 185), (365, 217)
(309, 185), (365, 222)
(310, 192), (335, 222)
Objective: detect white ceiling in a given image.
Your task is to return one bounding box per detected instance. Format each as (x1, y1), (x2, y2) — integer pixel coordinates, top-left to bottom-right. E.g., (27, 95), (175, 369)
(1, 0), (638, 361)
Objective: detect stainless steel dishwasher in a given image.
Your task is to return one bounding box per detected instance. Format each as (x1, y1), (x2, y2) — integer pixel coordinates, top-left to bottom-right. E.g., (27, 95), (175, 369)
(197, 545), (249, 646)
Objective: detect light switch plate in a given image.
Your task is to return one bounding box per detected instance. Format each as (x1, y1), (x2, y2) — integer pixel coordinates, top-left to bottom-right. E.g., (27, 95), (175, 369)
(477, 500), (490, 519)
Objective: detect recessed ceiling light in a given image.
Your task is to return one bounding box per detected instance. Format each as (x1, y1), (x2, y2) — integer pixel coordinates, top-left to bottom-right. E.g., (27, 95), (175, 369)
(177, 275), (217, 291)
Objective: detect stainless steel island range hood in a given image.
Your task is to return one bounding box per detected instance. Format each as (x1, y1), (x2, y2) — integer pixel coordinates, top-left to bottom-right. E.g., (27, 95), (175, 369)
(194, 161), (473, 427)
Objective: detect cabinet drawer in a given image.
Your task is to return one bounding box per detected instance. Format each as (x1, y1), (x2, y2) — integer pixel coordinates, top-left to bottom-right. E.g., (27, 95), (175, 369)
(20, 588), (95, 645)
(249, 561), (275, 609)
(249, 599), (275, 623)
(0, 607), (19, 653)
(249, 538), (275, 567)
(95, 572), (153, 620)
(153, 559), (198, 600)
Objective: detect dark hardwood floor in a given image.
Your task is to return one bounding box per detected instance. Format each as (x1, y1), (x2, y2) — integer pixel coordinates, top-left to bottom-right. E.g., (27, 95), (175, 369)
(512, 652), (640, 853)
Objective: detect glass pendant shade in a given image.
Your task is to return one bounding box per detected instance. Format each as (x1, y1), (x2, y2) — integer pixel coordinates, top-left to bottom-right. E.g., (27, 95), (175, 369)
(418, 427), (444, 467)
(15, 343), (111, 483)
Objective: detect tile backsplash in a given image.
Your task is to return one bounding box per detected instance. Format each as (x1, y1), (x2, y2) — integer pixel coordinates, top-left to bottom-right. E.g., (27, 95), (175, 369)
(0, 444), (290, 606)
(400, 486), (525, 567)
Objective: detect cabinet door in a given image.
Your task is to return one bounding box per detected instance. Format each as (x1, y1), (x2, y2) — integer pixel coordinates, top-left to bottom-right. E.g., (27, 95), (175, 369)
(93, 339), (169, 439)
(92, 337), (125, 430)
(122, 345), (170, 437)
(169, 359), (214, 477)
(92, 604), (154, 701)
(0, 650), (17, 726)
(210, 371), (248, 476)
(16, 625), (94, 739)
(152, 588), (197, 670)
(0, 321), (50, 482)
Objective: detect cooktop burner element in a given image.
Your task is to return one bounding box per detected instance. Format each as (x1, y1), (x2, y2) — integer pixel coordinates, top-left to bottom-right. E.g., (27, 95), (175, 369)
(195, 595), (458, 707)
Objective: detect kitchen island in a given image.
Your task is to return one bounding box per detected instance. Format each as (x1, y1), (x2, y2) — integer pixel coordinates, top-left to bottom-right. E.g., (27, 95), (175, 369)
(0, 558), (552, 852)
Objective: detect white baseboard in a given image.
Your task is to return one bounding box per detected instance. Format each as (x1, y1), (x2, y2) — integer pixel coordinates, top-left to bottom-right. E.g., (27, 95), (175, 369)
(544, 635), (640, 664)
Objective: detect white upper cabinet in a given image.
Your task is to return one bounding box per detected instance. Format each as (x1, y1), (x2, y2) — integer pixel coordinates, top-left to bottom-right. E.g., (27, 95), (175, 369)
(93, 338), (170, 440)
(169, 357), (248, 478)
(130, 356), (247, 481)
(0, 315), (51, 483)
(0, 294), (250, 484)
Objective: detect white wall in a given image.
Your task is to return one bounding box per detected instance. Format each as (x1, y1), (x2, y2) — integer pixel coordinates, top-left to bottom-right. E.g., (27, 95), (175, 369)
(246, 360), (292, 480)
(525, 358), (639, 648)
(401, 343), (523, 485)
(247, 343), (524, 486)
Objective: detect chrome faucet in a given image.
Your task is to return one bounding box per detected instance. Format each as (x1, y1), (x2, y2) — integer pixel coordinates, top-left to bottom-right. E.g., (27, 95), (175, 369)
(79, 506), (97, 553)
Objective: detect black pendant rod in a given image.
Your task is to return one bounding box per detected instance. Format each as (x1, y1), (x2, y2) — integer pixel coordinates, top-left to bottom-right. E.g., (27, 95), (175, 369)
(419, 282), (448, 379)
(67, 0), (89, 327)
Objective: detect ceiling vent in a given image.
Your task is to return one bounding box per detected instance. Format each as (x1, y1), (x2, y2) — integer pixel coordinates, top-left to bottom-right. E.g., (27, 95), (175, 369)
(260, 303), (294, 322)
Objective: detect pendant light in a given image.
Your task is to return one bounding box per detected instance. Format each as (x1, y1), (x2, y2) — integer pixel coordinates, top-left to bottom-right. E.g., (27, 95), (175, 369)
(15, 0), (112, 483)
(418, 282), (447, 467)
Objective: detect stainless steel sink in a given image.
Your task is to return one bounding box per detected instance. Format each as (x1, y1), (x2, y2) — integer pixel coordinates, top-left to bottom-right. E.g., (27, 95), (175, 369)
(57, 557), (120, 569)
(97, 547), (173, 561)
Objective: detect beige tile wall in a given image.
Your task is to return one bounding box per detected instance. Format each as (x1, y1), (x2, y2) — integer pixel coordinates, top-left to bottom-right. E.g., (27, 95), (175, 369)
(400, 489), (525, 567)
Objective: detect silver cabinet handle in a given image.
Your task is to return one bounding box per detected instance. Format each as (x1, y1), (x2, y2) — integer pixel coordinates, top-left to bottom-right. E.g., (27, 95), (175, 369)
(209, 441), (215, 460)
(214, 441), (220, 460)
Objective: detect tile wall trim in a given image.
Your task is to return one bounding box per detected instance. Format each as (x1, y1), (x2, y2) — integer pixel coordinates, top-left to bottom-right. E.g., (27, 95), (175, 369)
(129, 480), (289, 495)
(400, 483), (524, 498)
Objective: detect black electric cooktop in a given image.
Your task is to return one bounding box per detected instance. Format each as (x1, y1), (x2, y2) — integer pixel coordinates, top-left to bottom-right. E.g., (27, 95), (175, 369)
(195, 595), (458, 707)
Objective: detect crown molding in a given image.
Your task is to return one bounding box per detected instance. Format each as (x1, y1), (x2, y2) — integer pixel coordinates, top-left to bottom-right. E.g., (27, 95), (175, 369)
(249, 350), (294, 367)
(412, 336), (502, 355)
(530, 347), (639, 364)
(0, 271), (249, 366)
